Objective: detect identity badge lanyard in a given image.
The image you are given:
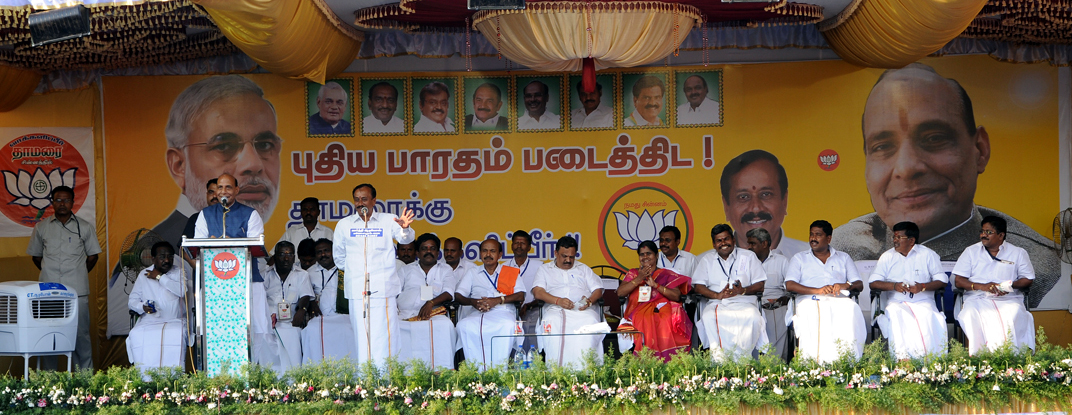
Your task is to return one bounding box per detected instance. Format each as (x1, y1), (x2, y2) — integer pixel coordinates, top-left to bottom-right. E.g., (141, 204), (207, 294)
(483, 270), (499, 294)
(718, 255), (736, 287)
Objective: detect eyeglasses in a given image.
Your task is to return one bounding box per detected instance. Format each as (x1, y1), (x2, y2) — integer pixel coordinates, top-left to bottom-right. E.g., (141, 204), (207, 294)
(182, 134), (283, 163)
(980, 229), (998, 235)
(892, 235), (911, 240)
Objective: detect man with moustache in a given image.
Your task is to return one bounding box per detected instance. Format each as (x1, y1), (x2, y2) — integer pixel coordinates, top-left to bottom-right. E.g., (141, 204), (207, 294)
(308, 81), (351, 135)
(507, 230), (543, 348)
(181, 178), (217, 250)
(517, 80), (560, 130)
(953, 216), (1035, 355)
(692, 224), (767, 361)
(869, 221), (948, 359)
(532, 236), (606, 367)
(455, 239), (526, 371)
(333, 183), (415, 367)
(263, 241), (315, 372)
(397, 241), (417, 266)
(127, 242), (187, 371)
(570, 81), (613, 129)
(716, 150), (808, 258)
(623, 75), (665, 127)
(784, 220), (866, 364)
(442, 237), (477, 320)
(747, 228), (792, 361)
(676, 75), (721, 126)
(464, 82), (510, 131)
(658, 226), (697, 277)
(413, 82), (455, 133)
(831, 63), (1058, 309)
(362, 82), (404, 134)
(397, 233), (458, 370)
(302, 239), (356, 364)
(271, 197), (333, 263)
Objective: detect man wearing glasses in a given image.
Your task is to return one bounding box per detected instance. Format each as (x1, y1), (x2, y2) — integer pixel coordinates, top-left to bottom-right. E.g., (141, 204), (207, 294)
(952, 216), (1035, 355)
(27, 185), (101, 371)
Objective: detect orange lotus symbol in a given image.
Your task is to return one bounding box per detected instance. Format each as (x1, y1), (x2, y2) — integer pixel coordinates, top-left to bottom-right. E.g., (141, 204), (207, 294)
(211, 252), (240, 280)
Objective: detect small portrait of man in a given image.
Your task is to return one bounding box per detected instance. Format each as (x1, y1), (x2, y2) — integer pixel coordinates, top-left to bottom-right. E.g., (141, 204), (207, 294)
(306, 79), (353, 136)
(516, 76), (562, 131)
(622, 73), (668, 127)
(411, 79), (457, 134)
(360, 79), (406, 134)
(718, 149), (809, 258)
(568, 74), (615, 130)
(463, 77), (511, 132)
(675, 70), (722, 126)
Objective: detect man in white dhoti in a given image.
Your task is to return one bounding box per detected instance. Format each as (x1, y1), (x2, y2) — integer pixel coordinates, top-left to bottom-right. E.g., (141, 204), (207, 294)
(532, 236), (606, 368)
(334, 183), (415, 367)
(442, 237), (477, 320)
(303, 238), (356, 364)
(128, 242), (187, 371)
(693, 224), (768, 361)
(509, 231), (543, 349)
(456, 239), (526, 371)
(869, 221), (948, 359)
(785, 220), (867, 364)
(747, 228), (791, 361)
(264, 241), (315, 372)
(953, 216), (1035, 355)
(659, 226), (697, 277)
(397, 233), (458, 370)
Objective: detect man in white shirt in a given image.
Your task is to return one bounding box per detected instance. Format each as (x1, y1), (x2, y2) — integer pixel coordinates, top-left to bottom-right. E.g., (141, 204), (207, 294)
(517, 80), (560, 130)
(456, 239), (526, 371)
(658, 226), (696, 277)
(362, 82), (405, 134)
(869, 221), (948, 359)
(747, 228), (791, 361)
(333, 183), (415, 367)
(953, 216), (1035, 355)
(532, 236), (605, 368)
(413, 82), (455, 133)
(693, 224), (767, 362)
(263, 241), (315, 372)
(623, 75), (665, 127)
(397, 233), (458, 370)
(507, 230), (543, 349)
(570, 81), (613, 129)
(272, 197), (333, 260)
(785, 220), (866, 364)
(302, 238), (355, 364)
(127, 242), (187, 371)
(442, 237), (477, 320)
(676, 75), (721, 126)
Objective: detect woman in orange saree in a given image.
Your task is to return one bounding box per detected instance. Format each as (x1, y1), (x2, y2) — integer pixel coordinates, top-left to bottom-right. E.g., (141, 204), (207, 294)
(616, 241), (692, 361)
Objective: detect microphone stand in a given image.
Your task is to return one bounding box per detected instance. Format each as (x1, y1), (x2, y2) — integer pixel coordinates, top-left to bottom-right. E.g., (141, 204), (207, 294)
(221, 200), (230, 239)
(360, 207), (372, 361)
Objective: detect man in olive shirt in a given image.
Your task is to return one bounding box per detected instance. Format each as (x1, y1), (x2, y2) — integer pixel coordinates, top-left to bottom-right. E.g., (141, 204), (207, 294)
(27, 185), (102, 371)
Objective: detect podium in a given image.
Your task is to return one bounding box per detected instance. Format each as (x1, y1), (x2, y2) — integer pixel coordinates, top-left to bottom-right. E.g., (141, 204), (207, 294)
(182, 236), (267, 377)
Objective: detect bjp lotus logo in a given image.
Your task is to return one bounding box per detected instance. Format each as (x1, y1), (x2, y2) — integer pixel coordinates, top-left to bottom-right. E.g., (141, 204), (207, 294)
(211, 252), (240, 280)
(598, 182), (693, 270)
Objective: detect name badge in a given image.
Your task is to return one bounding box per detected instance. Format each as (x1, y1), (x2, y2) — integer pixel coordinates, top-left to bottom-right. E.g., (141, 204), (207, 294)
(350, 228), (384, 238)
(420, 285), (433, 301)
(638, 286), (652, 302)
(514, 321), (524, 335)
(543, 321), (552, 334)
(277, 303), (292, 320)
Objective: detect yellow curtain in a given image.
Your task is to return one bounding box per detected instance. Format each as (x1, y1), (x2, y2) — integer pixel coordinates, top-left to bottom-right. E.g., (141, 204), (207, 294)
(193, 0), (363, 84)
(819, 0), (987, 68)
(473, 2), (700, 72)
(0, 65), (41, 113)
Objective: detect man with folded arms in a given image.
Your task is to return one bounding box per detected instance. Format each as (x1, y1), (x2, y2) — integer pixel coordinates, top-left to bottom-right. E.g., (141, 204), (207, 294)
(398, 233), (457, 370)
(746, 228), (791, 361)
(455, 239), (525, 371)
(263, 241), (314, 372)
(127, 242), (187, 371)
(693, 224), (767, 361)
(301, 238), (355, 364)
(532, 236), (605, 367)
(443, 237), (477, 320)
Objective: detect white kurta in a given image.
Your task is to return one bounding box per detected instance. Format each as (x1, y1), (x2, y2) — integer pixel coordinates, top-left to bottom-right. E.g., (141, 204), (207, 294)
(532, 261), (604, 368)
(445, 260), (479, 321)
(659, 250), (697, 277)
(413, 116), (455, 133)
(953, 242), (1036, 354)
(623, 109), (662, 127)
(307, 263), (342, 316)
(127, 264), (186, 370)
(785, 247), (866, 363)
(759, 252), (790, 361)
(397, 262), (458, 370)
(301, 314), (355, 365)
(263, 267), (314, 372)
(870, 244), (949, 359)
(693, 248), (768, 361)
(570, 105), (613, 129)
(272, 223), (333, 256)
(508, 257), (544, 349)
(456, 264), (526, 371)
(363, 115), (405, 134)
(333, 211), (414, 367)
(517, 112), (561, 130)
(676, 98), (720, 125)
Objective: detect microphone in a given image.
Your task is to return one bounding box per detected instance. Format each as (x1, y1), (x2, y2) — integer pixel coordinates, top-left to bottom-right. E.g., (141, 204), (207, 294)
(358, 205), (369, 219)
(220, 195), (230, 206)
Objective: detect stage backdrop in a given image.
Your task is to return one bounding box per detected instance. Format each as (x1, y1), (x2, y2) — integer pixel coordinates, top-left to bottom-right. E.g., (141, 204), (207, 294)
(102, 55), (1066, 335)
(0, 127), (95, 237)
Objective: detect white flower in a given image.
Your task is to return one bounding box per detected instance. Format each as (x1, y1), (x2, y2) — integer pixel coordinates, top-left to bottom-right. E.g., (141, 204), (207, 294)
(614, 209), (678, 250)
(992, 384), (1000, 391)
(773, 386), (783, 395)
(3, 167), (76, 210)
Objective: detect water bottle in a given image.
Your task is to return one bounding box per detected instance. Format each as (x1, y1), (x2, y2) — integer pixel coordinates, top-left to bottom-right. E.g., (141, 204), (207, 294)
(525, 345), (537, 369)
(514, 345), (526, 369)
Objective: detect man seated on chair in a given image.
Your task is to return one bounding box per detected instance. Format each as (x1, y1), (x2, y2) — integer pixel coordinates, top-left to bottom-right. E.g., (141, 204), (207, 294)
(302, 238), (356, 364)
(398, 233), (458, 370)
(659, 225), (697, 277)
(952, 215), (1035, 355)
(455, 239), (526, 371)
(869, 221), (948, 359)
(297, 239), (318, 271)
(748, 228), (792, 362)
(693, 224), (767, 362)
(784, 220), (866, 364)
(443, 237), (477, 320)
(263, 241), (314, 372)
(531, 236), (606, 368)
(127, 241), (187, 371)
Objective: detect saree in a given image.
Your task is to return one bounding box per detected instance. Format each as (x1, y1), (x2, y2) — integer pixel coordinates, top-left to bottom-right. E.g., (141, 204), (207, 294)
(622, 268), (693, 360)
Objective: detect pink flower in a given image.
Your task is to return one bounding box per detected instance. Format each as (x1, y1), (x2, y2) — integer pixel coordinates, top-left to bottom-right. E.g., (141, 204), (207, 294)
(283, 394), (289, 402)
(37, 399), (47, 407)
(374, 403), (380, 411)
(422, 401), (430, 408)
(405, 397), (414, 405)
(334, 399), (343, 405)
(308, 386), (314, 392)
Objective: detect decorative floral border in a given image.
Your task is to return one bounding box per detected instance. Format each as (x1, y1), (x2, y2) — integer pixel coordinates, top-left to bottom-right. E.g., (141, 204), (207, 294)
(513, 75), (566, 133)
(460, 75), (514, 135)
(358, 77), (411, 137)
(410, 77), (460, 136)
(305, 77), (356, 138)
(619, 70), (673, 130)
(671, 69), (724, 128)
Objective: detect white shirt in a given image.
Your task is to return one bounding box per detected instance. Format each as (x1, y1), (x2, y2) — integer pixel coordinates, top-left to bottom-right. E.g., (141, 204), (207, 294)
(413, 116), (455, 133)
(273, 222), (333, 255)
(362, 114), (405, 134)
(570, 104), (613, 129)
(658, 250), (697, 277)
(193, 204), (264, 239)
(759, 251), (790, 301)
(469, 114), (502, 128)
(307, 263), (341, 316)
(442, 259), (477, 286)
(785, 247), (862, 290)
(869, 244), (947, 303)
(693, 247), (766, 305)
(953, 241), (1035, 301)
(263, 266), (314, 319)
(773, 233), (809, 258)
(397, 261), (457, 319)
(505, 257), (543, 304)
(517, 111), (561, 130)
(532, 261), (602, 304)
(456, 263), (526, 302)
(623, 108), (661, 127)
(128, 264), (185, 323)
(332, 212), (415, 299)
(676, 97), (720, 125)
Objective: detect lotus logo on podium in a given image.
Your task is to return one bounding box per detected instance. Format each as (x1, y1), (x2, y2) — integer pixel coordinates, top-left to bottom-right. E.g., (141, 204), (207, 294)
(210, 252), (240, 280)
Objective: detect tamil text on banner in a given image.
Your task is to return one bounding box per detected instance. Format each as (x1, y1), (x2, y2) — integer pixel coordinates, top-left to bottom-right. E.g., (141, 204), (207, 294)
(0, 127), (95, 238)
